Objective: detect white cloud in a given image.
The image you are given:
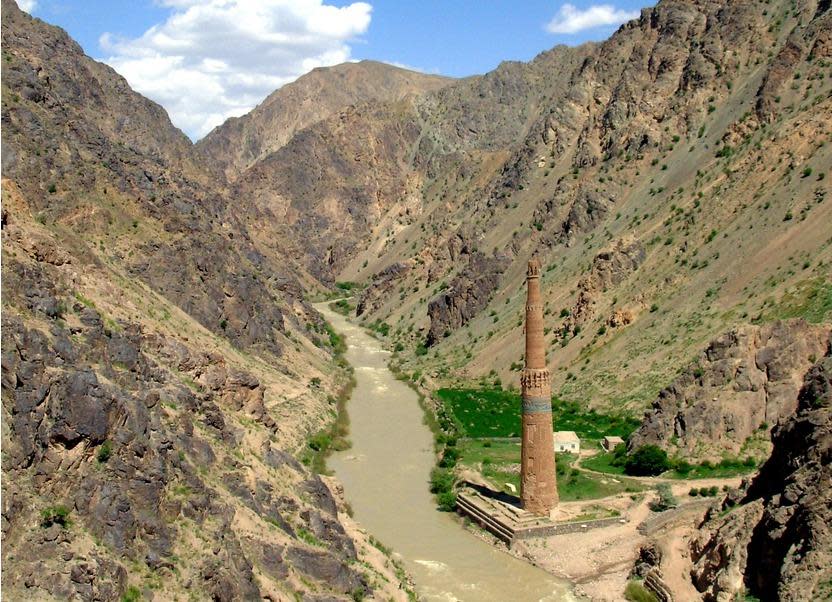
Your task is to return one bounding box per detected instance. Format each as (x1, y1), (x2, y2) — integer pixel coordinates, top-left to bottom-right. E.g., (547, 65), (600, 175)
(545, 3), (639, 35)
(101, 0), (372, 140)
(18, 0), (37, 12)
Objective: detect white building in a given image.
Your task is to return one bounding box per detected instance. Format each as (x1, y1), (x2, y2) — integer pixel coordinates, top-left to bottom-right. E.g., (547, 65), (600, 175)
(554, 431), (580, 454)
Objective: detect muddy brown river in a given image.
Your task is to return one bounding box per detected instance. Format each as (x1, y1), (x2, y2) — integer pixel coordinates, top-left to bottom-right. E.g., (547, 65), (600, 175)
(317, 304), (576, 602)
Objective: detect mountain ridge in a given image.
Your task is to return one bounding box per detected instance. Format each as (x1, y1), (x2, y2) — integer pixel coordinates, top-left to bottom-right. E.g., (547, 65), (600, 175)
(2, 0), (831, 600)
(196, 59), (452, 180)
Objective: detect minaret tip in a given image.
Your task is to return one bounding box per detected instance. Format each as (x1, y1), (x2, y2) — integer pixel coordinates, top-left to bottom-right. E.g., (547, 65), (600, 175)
(527, 258), (541, 277)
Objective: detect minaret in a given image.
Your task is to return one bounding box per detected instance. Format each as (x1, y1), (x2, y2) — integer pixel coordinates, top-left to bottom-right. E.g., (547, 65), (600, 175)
(520, 258), (558, 515)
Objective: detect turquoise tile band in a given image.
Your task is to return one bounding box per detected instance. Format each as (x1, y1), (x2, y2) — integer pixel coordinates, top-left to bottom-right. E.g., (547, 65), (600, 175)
(522, 397), (552, 414)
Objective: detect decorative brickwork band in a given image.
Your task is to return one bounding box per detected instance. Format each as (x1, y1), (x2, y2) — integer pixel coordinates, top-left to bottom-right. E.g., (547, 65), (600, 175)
(522, 397), (553, 414)
(520, 258), (559, 515)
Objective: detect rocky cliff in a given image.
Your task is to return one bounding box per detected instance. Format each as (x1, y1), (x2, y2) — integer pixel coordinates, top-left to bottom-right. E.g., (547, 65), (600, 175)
(629, 320), (831, 460)
(1, 2), (409, 600)
(688, 350), (832, 601)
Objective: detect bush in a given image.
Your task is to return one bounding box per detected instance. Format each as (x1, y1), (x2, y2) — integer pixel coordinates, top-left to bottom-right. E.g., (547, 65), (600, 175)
(97, 440), (112, 464)
(121, 586), (141, 602)
(649, 483), (678, 512)
(674, 459), (693, 474)
(436, 490), (457, 512)
(624, 580), (658, 602)
(625, 445), (671, 476)
(429, 467), (454, 495)
(611, 442), (629, 467)
(689, 487), (699, 496)
(308, 432), (332, 452)
(41, 505), (71, 528)
(438, 447), (459, 468)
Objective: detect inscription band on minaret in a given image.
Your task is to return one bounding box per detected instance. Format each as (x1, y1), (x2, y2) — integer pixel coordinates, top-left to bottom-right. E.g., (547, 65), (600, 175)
(520, 258), (558, 515)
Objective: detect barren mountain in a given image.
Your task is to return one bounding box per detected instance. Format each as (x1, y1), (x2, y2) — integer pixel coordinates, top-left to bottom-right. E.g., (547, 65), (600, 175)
(222, 0), (832, 421)
(2, 0), (831, 600)
(1, 2), (409, 600)
(197, 60), (451, 180)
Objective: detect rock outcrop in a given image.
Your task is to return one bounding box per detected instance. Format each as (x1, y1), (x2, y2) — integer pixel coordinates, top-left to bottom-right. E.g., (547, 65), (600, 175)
(630, 320), (831, 460)
(563, 238), (645, 335)
(426, 252), (509, 345)
(1, 2), (409, 600)
(688, 351), (832, 601)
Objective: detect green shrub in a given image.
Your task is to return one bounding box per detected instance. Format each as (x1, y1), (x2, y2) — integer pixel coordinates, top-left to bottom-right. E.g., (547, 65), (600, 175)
(648, 483), (677, 512)
(674, 459), (693, 474)
(308, 432), (332, 452)
(436, 490), (457, 512)
(438, 447), (459, 468)
(41, 505), (71, 528)
(97, 440), (112, 464)
(121, 586), (141, 602)
(625, 445), (670, 476)
(624, 580), (658, 602)
(429, 467), (454, 494)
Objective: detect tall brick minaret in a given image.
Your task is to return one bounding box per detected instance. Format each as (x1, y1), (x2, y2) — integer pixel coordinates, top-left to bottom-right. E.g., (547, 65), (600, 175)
(520, 258), (558, 515)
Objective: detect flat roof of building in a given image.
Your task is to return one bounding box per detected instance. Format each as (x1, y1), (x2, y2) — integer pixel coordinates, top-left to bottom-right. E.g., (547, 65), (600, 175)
(554, 431), (580, 443)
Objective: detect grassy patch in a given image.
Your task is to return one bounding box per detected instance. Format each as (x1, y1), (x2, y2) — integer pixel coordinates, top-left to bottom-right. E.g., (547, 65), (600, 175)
(457, 442), (644, 501)
(667, 457), (756, 479)
(624, 580), (658, 602)
(436, 387), (639, 440)
(301, 319), (353, 474)
(329, 298), (354, 316)
(581, 451), (627, 474)
(760, 278), (832, 324)
(584, 450), (756, 479)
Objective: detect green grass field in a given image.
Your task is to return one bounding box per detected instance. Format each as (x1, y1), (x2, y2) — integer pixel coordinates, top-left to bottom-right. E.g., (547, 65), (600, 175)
(436, 387), (640, 440)
(582, 450), (757, 479)
(457, 439), (645, 501)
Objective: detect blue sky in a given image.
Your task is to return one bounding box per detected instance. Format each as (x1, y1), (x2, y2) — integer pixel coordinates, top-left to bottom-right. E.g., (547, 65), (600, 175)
(22, 1), (651, 139)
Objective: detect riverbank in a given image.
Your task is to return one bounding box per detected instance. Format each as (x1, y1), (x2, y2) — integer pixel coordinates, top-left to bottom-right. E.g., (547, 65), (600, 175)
(316, 303), (576, 601)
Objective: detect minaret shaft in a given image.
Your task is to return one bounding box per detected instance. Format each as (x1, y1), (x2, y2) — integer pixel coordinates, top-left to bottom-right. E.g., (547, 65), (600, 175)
(520, 259), (558, 515)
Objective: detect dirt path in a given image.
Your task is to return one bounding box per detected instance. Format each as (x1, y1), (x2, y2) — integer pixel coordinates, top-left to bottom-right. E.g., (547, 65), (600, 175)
(512, 470), (744, 602)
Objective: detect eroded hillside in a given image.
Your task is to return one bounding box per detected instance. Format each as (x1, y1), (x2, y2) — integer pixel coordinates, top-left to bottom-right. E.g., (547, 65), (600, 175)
(217, 0), (832, 418)
(1, 2), (411, 599)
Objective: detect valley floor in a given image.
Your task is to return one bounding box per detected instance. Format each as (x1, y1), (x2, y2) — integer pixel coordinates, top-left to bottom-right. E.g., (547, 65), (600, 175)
(474, 471), (743, 601)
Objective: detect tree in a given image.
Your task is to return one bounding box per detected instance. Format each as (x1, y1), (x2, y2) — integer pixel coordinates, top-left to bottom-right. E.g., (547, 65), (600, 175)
(625, 445), (671, 476)
(648, 483), (677, 512)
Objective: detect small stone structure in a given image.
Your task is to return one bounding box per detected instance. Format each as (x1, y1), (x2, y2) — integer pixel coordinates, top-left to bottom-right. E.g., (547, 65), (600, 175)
(520, 259), (558, 515)
(602, 435), (625, 451)
(554, 431), (580, 453)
